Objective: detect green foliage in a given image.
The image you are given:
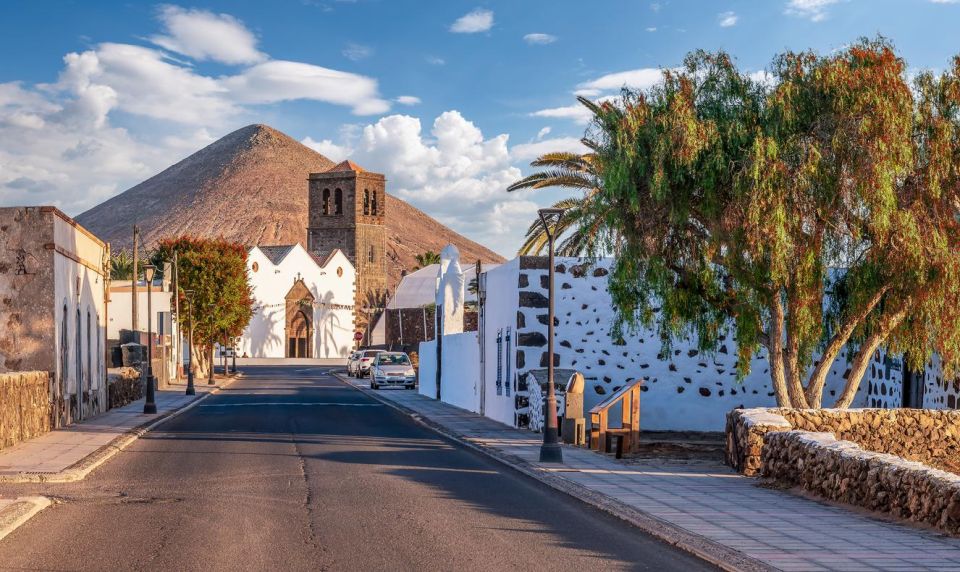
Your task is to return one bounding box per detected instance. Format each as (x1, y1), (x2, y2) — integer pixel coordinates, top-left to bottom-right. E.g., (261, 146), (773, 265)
(414, 250), (441, 269)
(508, 151), (617, 256)
(588, 40), (960, 408)
(154, 236), (254, 347)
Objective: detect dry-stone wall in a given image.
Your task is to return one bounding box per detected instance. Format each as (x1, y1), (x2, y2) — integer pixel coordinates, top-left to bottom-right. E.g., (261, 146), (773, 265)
(0, 371), (51, 451)
(762, 430), (960, 536)
(107, 367), (143, 409)
(727, 407), (960, 475)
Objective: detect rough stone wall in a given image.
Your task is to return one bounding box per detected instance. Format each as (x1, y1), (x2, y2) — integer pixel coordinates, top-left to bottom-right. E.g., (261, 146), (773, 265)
(505, 256), (884, 432)
(762, 430), (960, 536)
(726, 407), (960, 476)
(0, 207), (56, 373)
(0, 371), (51, 451)
(384, 307), (478, 347)
(107, 367), (143, 409)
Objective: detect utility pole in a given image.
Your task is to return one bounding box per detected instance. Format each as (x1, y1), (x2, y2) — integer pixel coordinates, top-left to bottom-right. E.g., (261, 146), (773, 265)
(131, 225), (140, 333)
(172, 250), (180, 382)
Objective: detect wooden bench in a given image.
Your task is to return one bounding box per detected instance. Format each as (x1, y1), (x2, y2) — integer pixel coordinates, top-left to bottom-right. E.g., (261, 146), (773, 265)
(589, 379), (642, 457)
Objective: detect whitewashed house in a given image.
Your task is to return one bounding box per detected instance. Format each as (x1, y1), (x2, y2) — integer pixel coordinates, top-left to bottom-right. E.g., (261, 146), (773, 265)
(238, 244), (356, 359)
(107, 278), (179, 385)
(0, 206), (109, 426)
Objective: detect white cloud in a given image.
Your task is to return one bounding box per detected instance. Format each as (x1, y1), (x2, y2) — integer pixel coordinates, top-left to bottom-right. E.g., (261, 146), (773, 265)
(536, 126), (551, 140)
(749, 70), (775, 87)
(450, 9), (494, 33)
(339, 111), (528, 255)
(224, 60), (390, 115)
(425, 55), (446, 65)
(511, 137), (589, 162)
(395, 95), (421, 106)
(578, 68), (666, 92)
(0, 6), (396, 218)
(342, 42), (372, 61)
(718, 11), (738, 26)
(301, 136), (353, 162)
(784, 0), (841, 21)
(930, 0), (960, 3)
(150, 6), (265, 65)
(523, 33), (557, 45)
(646, 27), (657, 32)
(530, 103), (594, 125)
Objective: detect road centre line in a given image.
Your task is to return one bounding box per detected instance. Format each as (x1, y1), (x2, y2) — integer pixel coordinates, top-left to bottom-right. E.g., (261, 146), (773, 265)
(199, 402), (382, 408)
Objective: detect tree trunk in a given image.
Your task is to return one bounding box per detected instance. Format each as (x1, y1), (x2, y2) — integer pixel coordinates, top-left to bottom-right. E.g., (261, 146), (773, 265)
(784, 292), (809, 408)
(207, 344), (215, 383)
(767, 295), (792, 408)
(833, 301), (912, 408)
(192, 341), (210, 379)
(805, 286), (889, 407)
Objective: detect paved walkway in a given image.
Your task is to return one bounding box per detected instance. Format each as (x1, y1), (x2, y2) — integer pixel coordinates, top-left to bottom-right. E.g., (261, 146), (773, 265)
(346, 379), (960, 572)
(0, 381), (219, 477)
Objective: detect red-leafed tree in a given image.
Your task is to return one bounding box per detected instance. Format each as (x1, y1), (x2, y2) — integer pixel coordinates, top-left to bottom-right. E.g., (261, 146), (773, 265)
(155, 236), (254, 380)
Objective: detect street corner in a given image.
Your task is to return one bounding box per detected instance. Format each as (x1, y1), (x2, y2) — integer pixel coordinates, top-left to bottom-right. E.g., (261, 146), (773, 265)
(0, 497), (51, 542)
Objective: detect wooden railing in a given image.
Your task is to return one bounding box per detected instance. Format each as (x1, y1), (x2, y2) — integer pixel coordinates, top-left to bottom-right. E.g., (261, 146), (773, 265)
(589, 379), (642, 457)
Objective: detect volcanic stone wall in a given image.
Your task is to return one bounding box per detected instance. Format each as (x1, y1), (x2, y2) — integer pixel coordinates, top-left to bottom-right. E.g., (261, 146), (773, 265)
(508, 256), (891, 432)
(923, 354), (960, 409)
(0, 371), (51, 451)
(762, 430), (960, 536)
(107, 367), (143, 409)
(384, 307), (477, 348)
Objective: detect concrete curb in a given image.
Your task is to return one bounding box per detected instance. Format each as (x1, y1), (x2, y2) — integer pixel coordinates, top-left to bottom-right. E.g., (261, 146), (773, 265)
(0, 374), (243, 484)
(333, 371), (774, 572)
(0, 497), (51, 542)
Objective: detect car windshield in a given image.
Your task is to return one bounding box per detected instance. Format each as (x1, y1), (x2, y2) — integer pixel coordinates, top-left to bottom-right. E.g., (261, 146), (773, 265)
(377, 354), (410, 365)
(363, 351), (381, 358)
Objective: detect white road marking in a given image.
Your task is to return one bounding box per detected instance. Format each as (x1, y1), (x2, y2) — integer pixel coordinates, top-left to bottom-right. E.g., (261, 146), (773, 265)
(199, 402), (382, 408)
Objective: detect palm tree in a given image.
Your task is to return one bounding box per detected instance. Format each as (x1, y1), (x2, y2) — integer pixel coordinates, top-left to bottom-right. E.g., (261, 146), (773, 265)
(414, 250), (441, 270)
(508, 145), (615, 256)
(110, 250), (135, 280)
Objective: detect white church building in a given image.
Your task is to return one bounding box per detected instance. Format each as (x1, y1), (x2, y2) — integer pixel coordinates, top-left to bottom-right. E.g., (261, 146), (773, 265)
(237, 244), (356, 360)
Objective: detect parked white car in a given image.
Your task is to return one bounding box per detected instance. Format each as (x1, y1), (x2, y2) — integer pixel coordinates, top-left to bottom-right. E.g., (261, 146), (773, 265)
(356, 350), (383, 378)
(346, 351), (363, 377)
(369, 352), (416, 390)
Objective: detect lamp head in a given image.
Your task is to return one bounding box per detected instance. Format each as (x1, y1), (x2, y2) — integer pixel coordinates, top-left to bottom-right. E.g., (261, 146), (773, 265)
(538, 207), (566, 218)
(143, 264), (156, 282)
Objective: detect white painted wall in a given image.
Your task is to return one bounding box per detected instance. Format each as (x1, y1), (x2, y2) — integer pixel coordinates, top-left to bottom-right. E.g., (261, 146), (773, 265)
(478, 258), (521, 427)
(238, 245), (355, 359)
(52, 214), (107, 421)
(475, 256), (889, 432)
(107, 283), (173, 339)
(417, 333), (481, 412)
(418, 339), (437, 399)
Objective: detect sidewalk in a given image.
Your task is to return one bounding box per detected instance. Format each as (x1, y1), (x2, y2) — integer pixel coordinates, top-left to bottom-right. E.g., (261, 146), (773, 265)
(340, 375), (960, 572)
(0, 378), (231, 483)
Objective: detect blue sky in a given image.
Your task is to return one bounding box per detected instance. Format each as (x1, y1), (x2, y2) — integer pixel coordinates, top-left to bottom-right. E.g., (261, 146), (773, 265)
(1, 0), (960, 256)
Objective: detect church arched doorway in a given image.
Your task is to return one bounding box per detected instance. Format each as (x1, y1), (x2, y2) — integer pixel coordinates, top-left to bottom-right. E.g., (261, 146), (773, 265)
(285, 278), (314, 358)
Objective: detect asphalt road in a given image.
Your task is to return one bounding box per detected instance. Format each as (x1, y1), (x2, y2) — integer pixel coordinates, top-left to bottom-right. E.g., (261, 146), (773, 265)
(0, 366), (715, 571)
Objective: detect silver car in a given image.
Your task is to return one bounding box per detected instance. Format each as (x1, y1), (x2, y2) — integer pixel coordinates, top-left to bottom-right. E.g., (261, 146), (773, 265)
(369, 352), (416, 390)
(346, 351), (363, 377)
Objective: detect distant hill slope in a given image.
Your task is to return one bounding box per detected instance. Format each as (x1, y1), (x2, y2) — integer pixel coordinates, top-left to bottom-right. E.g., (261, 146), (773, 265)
(76, 124), (505, 291)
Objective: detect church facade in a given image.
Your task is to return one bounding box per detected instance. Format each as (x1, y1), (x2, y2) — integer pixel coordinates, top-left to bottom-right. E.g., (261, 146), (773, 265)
(307, 160), (387, 344)
(238, 244), (356, 359)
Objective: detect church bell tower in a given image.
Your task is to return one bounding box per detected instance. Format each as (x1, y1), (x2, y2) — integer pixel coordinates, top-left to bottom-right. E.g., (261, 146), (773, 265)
(307, 160), (387, 340)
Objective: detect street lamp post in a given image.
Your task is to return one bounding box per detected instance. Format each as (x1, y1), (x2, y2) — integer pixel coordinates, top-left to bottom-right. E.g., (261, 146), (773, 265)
(185, 289), (195, 396)
(231, 337), (237, 374)
(538, 208), (565, 463)
(143, 264), (158, 414)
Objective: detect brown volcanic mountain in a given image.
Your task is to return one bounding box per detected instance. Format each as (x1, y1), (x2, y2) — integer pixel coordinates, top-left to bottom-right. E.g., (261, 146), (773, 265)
(76, 124), (504, 290)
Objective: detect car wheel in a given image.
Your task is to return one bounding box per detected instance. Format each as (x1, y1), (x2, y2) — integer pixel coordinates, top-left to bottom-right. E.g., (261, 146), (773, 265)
(405, 384), (414, 390)
(371, 382), (378, 390)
